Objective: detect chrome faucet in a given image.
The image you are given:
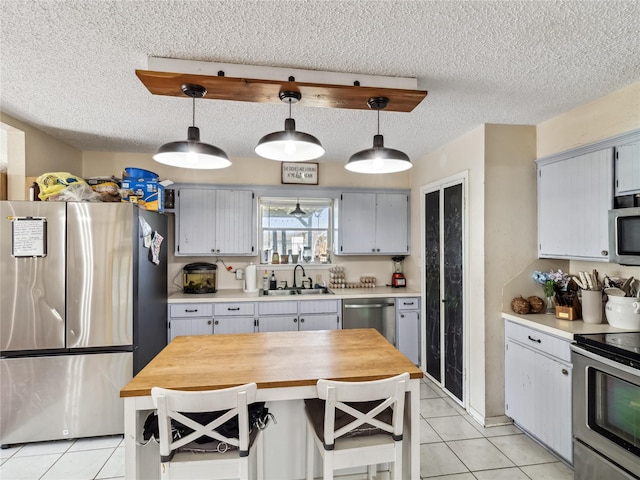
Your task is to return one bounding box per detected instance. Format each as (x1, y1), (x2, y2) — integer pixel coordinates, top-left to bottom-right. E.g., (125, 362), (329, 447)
(293, 264), (306, 289)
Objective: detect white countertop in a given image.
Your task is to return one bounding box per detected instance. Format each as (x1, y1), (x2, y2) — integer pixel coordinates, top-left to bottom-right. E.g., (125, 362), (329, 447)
(502, 312), (634, 340)
(168, 286), (420, 304)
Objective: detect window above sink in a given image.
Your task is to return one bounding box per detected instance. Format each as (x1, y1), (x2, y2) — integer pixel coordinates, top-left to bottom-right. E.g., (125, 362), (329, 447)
(259, 197), (333, 265)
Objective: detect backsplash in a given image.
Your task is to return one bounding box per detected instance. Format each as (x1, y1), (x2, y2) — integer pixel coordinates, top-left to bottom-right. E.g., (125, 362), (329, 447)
(168, 255), (400, 294)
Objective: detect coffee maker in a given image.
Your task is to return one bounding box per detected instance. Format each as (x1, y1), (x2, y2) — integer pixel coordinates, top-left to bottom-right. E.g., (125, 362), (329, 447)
(391, 256), (406, 288)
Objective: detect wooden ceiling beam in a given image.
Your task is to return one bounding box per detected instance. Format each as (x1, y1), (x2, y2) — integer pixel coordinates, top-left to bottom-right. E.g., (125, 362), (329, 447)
(136, 70), (428, 112)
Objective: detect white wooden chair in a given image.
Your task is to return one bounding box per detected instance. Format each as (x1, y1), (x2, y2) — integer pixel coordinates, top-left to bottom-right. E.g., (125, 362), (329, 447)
(151, 383), (264, 480)
(304, 372), (409, 480)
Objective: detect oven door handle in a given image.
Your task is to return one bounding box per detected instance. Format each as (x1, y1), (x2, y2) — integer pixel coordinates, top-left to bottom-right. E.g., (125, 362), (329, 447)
(571, 344), (640, 377)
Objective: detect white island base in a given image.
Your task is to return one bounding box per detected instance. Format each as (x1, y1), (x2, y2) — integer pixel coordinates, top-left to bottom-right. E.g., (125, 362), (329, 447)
(124, 385), (419, 479)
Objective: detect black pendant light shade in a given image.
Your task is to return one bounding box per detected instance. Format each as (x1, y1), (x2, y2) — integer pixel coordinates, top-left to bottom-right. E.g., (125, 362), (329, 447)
(289, 200), (306, 217)
(153, 84), (231, 169)
(255, 91), (325, 161)
(345, 97), (412, 174)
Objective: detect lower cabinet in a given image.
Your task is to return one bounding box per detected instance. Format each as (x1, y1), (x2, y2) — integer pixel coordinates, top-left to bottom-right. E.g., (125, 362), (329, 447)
(396, 297), (420, 365)
(214, 303), (256, 334)
(213, 316), (255, 334)
(256, 300), (341, 332)
(169, 317), (213, 341)
(299, 300), (341, 331)
(169, 299), (342, 338)
(168, 303), (213, 341)
(256, 301), (299, 332)
(299, 314), (340, 331)
(504, 320), (572, 464)
(258, 315), (299, 332)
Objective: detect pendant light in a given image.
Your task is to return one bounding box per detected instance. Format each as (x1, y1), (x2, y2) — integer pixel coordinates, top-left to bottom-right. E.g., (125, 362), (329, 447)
(289, 199), (306, 217)
(345, 97), (412, 174)
(153, 84), (231, 169)
(255, 90), (324, 161)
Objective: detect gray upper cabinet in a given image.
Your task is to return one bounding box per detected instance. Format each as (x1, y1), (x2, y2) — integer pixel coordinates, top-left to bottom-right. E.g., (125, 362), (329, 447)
(337, 192), (409, 255)
(615, 142), (640, 196)
(176, 188), (256, 256)
(537, 148), (613, 261)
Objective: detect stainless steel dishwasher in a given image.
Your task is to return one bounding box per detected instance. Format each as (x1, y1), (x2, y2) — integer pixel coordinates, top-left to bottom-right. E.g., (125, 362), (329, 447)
(342, 298), (396, 346)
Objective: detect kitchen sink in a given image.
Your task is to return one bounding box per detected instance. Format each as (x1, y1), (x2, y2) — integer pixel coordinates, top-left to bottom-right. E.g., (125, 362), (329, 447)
(263, 288), (332, 296)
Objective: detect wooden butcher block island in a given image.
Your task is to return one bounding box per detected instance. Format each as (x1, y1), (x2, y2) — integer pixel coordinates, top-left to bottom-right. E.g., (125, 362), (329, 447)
(121, 328), (423, 479)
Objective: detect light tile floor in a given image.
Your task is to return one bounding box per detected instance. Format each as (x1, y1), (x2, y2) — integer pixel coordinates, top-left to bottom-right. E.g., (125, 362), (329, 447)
(0, 377), (573, 480)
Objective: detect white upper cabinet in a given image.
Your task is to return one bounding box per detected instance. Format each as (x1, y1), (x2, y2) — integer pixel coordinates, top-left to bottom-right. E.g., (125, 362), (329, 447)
(176, 188), (256, 256)
(615, 142), (640, 196)
(337, 192), (409, 255)
(537, 148), (613, 261)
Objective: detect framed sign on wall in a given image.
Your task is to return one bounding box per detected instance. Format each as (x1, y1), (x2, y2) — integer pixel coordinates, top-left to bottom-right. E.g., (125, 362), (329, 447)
(281, 162), (319, 185)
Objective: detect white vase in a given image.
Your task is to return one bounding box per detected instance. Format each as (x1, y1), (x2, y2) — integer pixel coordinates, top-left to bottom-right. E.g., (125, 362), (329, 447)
(581, 290), (603, 324)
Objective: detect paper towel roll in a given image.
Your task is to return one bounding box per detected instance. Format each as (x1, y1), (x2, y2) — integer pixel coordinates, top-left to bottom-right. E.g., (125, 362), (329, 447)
(244, 263), (258, 293)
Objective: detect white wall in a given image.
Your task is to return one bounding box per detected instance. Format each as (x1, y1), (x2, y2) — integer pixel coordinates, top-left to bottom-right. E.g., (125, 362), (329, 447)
(0, 113), (413, 293)
(537, 80), (640, 280)
(402, 81), (639, 424)
(81, 151), (410, 189)
(537, 81), (640, 158)
(406, 124), (537, 423)
(82, 150), (412, 294)
(483, 124), (537, 420)
(1, 122), (25, 200)
(1, 113), (82, 199)
(408, 125), (489, 416)
(7, 80), (639, 425)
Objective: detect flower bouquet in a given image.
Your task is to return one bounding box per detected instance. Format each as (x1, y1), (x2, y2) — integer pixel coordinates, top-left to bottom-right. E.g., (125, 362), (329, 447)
(532, 269), (569, 314)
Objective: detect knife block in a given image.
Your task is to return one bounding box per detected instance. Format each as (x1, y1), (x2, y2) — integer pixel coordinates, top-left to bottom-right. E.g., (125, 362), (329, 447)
(555, 296), (582, 321)
(555, 305), (579, 320)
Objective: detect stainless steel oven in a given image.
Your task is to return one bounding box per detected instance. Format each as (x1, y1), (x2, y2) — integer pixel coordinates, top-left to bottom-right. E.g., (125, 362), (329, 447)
(572, 333), (640, 480)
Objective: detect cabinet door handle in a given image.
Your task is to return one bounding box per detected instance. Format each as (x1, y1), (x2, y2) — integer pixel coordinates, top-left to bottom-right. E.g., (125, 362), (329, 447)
(400, 314), (405, 318)
(213, 320), (218, 325)
(562, 368), (569, 376)
(404, 302), (415, 306)
(227, 307), (240, 311)
(601, 250), (608, 256)
(294, 318), (298, 323)
(208, 320), (213, 325)
(185, 309), (198, 313)
(300, 318), (304, 323)
(527, 335), (541, 343)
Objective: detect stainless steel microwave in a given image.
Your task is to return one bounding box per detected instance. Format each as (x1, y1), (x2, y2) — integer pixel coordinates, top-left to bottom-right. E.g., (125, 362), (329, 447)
(609, 207), (640, 266)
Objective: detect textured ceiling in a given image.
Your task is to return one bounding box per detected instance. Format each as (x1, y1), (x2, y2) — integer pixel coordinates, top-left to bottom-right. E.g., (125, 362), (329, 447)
(1, 1), (639, 165)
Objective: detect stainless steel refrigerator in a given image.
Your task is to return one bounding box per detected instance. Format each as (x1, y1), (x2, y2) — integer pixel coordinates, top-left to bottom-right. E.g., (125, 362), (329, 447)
(0, 201), (168, 445)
